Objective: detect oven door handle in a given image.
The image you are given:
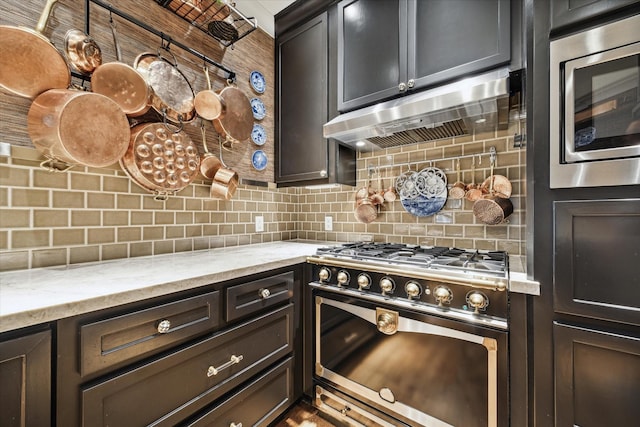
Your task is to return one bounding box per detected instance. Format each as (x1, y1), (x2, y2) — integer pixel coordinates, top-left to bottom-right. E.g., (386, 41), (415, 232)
(318, 296), (492, 347)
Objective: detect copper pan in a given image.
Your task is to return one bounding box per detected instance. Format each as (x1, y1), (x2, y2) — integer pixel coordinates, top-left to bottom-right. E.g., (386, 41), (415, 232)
(119, 122), (200, 200)
(134, 47), (196, 125)
(27, 89), (130, 169)
(194, 66), (224, 121)
(199, 122), (222, 180)
(0, 0), (70, 99)
(213, 81), (253, 143)
(91, 17), (150, 117)
(64, 29), (102, 74)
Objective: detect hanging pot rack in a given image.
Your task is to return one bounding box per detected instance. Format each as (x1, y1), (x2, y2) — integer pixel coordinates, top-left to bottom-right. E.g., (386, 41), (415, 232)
(83, 0), (236, 81)
(369, 146), (499, 176)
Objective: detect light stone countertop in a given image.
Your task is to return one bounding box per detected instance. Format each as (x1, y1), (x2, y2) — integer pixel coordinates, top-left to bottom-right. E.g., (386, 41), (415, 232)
(0, 241), (541, 334)
(0, 241), (326, 333)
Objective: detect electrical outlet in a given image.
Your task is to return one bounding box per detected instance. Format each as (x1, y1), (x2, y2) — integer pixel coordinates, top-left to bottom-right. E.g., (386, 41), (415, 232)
(255, 216), (264, 232)
(324, 216), (333, 231)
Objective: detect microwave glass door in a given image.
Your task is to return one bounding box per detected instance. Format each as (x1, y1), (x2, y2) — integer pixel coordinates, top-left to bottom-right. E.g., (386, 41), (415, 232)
(564, 43), (640, 163)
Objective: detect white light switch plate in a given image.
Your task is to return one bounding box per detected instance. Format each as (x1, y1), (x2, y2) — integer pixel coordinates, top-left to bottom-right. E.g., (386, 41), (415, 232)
(324, 216), (333, 231)
(255, 216), (264, 232)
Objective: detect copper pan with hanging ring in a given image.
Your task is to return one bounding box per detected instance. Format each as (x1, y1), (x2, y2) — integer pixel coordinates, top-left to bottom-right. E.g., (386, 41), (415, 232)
(213, 79), (253, 144)
(91, 15), (150, 117)
(0, 0), (70, 99)
(195, 65), (224, 121)
(133, 43), (196, 125)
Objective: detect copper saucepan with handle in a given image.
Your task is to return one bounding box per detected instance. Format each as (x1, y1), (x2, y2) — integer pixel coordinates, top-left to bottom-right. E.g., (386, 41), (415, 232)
(194, 65), (224, 121)
(0, 0), (70, 99)
(91, 16), (150, 117)
(27, 88), (131, 170)
(64, 29), (102, 74)
(199, 121), (222, 180)
(134, 46), (196, 125)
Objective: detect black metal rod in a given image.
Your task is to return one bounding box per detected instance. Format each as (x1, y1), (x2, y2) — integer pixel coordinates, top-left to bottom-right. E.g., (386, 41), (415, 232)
(84, 0), (236, 80)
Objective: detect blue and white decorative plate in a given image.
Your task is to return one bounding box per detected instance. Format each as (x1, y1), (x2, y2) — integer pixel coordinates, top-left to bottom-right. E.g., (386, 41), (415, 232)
(250, 98), (266, 120)
(251, 123), (267, 146)
(251, 149), (268, 171)
(249, 70), (266, 94)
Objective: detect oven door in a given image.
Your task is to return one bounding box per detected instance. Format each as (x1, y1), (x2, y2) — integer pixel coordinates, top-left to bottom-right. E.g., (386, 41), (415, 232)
(313, 290), (508, 427)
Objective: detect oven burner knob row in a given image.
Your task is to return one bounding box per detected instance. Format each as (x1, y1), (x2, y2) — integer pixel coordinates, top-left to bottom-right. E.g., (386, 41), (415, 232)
(357, 273), (371, 290)
(336, 270), (350, 286)
(404, 281), (422, 299)
(466, 291), (489, 313)
(379, 277), (395, 295)
(318, 267), (330, 282)
(433, 285), (453, 306)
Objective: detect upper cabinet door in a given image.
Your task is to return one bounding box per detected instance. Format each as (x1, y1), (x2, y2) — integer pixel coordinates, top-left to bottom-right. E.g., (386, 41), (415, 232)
(337, 0), (407, 112)
(337, 0), (511, 113)
(550, 0), (640, 31)
(409, 0), (510, 89)
(277, 13), (329, 183)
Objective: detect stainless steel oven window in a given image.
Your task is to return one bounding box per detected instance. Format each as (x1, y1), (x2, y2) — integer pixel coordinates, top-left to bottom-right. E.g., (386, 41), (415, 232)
(315, 295), (503, 427)
(550, 14), (640, 188)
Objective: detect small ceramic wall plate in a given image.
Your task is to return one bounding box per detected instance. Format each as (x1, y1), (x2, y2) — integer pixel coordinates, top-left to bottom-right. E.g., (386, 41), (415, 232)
(251, 149), (268, 171)
(249, 70), (266, 94)
(251, 123), (266, 146)
(250, 98), (266, 120)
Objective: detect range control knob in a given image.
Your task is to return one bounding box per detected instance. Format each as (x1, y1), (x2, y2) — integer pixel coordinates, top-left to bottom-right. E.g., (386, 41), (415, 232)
(466, 291), (489, 313)
(357, 273), (371, 290)
(336, 270), (350, 286)
(318, 268), (330, 282)
(379, 277), (395, 295)
(405, 281), (422, 299)
(433, 285), (453, 306)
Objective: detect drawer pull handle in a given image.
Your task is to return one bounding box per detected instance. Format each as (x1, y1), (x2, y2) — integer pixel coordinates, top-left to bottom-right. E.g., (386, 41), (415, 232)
(230, 423), (243, 427)
(259, 288), (271, 299)
(157, 319), (171, 334)
(207, 354), (243, 377)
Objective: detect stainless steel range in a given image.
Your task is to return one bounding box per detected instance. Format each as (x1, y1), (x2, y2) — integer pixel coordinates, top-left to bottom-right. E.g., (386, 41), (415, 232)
(307, 243), (510, 427)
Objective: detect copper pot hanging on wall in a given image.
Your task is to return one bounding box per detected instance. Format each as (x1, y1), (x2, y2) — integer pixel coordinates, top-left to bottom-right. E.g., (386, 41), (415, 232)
(27, 89), (130, 169)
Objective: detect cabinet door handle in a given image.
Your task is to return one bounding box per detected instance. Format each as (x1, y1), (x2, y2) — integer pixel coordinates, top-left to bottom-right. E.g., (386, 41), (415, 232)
(230, 423), (243, 427)
(259, 288), (271, 299)
(398, 82), (407, 92)
(157, 319), (171, 334)
(407, 79), (415, 89)
(207, 354), (243, 377)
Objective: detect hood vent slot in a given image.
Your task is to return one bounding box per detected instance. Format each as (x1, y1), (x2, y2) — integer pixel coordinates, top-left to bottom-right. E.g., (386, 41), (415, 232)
(368, 119), (468, 149)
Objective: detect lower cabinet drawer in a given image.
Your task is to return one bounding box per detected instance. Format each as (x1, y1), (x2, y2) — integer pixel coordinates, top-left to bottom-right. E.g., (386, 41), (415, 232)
(81, 304), (294, 427)
(80, 290), (220, 378)
(226, 271), (295, 322)
(184, 357), (294, 427)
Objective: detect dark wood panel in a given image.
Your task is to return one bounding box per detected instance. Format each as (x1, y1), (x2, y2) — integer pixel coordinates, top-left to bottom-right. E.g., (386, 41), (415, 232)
(82, 303), (294, 427)
(185, 357), (294, 427)
(0, 329), (51, 427)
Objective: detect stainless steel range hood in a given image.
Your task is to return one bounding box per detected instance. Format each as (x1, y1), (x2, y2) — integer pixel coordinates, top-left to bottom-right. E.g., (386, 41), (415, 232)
(324, 68), (517, 151)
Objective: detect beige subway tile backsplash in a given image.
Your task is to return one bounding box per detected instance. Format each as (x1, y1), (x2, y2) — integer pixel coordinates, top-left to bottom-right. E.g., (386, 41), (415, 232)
(2, 131), (527, 271)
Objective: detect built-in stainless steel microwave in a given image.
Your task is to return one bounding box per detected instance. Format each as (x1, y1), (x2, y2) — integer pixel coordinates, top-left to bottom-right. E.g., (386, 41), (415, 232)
(550, 14), (640, 188)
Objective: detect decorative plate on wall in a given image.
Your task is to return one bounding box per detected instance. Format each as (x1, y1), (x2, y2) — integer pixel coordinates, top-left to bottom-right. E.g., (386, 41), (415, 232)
(249, 70), (266, 94)
(250, 98), (266, 120)
(251, 149), (268, 171)
(251, 123), (266, 145)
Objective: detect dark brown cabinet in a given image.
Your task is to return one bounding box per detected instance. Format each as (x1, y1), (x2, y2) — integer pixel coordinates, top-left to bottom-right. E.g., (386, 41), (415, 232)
(337, 0), (511, 112)
(554, 322), (640, 427)
(550, 0), (640, 31)
(0, 329), (51, 427)
(276, 2), (356, 187)
(56, 267), (302, 427)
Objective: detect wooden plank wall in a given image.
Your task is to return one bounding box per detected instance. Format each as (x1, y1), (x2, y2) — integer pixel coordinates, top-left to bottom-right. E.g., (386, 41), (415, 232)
(0, 0), (275, 183)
